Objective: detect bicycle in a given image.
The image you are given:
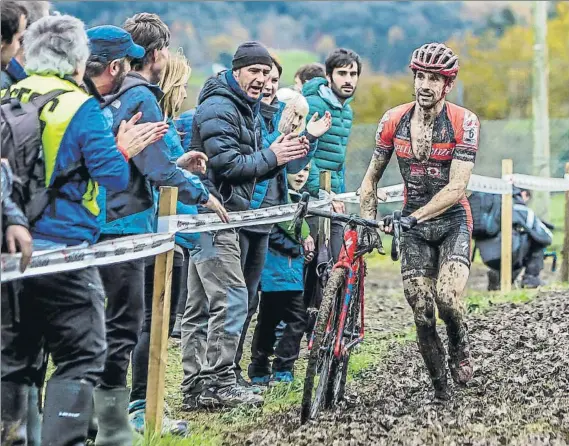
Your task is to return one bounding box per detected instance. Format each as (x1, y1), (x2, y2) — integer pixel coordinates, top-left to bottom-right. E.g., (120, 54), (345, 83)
(291, 192), (415, 424)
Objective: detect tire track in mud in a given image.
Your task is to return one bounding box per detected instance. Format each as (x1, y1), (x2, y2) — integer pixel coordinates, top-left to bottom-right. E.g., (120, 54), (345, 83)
(238, 290), (569, 446)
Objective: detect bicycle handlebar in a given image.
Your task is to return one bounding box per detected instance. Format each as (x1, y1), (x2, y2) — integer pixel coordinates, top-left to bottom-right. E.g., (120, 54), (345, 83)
(291, 193), (416, 261)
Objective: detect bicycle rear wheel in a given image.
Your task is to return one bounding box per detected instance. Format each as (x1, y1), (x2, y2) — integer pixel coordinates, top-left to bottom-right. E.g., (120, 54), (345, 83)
(300, 267), (345, 424)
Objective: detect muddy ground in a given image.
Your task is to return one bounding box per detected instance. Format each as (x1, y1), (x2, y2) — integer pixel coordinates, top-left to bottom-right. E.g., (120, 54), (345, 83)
(228, 261), (569, 445)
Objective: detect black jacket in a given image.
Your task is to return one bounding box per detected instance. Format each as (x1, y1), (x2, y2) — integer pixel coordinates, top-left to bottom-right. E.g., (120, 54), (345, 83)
(191, 71), (280, 212)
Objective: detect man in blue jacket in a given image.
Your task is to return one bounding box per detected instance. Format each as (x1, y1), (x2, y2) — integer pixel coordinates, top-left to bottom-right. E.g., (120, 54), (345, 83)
(180, 41), (309, 409)
(91, 14), (227, 443)
(0, 15), (132, 445)
(234, 56), (331, 387)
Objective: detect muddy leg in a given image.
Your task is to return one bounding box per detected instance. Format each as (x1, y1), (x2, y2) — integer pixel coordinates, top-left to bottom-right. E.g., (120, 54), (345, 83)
(436, 261), (472, 384)
(402, 276), (449, 398)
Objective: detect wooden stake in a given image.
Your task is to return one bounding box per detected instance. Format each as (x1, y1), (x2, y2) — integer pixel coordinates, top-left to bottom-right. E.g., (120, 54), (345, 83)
(319, 171), (332, 246)
(146, 186), (177, 433)
(501, 160), (513, 293)
(562, 163), (569, 282)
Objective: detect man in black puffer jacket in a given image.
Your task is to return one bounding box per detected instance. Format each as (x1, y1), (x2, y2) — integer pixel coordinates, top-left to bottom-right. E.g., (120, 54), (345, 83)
(180, 41), (308, 410)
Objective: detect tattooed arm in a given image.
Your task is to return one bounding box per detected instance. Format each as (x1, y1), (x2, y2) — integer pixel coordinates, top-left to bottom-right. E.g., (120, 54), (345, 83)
(360, 110), (396, 220)
(410, 159), (474, 223)
(360, 152), (391, 220)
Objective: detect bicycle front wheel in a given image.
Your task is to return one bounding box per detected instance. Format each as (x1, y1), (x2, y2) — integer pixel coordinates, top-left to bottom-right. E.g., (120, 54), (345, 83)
(300, 267), (345, 424)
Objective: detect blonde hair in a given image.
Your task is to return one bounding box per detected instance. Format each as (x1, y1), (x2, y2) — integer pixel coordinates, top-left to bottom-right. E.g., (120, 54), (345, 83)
(278, 92), (309, 135)
(159, 49), (191, 120)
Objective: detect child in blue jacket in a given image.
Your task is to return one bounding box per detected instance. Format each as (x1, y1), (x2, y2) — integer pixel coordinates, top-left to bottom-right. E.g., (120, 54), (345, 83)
(248, 163), (315, 384)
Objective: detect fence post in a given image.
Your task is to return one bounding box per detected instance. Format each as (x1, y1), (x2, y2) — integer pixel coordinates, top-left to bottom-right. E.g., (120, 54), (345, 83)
(562, 163), (569, 282)
(146, 186), (178, 433)
(501, 159), (513, 293)
(319, 171), (332, 246)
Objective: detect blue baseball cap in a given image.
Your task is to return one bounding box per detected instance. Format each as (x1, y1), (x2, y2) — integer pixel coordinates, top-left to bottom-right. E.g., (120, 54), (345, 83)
(87, 25), (145, 63)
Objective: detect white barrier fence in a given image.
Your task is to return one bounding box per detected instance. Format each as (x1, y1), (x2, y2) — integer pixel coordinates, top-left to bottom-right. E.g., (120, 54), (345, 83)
(2, 171), (569, 283)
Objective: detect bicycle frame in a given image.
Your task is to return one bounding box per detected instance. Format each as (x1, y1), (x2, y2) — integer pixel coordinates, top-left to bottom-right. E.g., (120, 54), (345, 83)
(308, 224), (365, 359)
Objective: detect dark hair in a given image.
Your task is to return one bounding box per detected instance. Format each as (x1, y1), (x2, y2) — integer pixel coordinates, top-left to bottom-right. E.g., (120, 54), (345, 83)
(1, 0), (27, 44)
(295, 63), (325, 84)
(85, 57), (127, 79)
(271, 57), (282, 77)
(325, 48), (362, 77)
(123, 13), (170, 71)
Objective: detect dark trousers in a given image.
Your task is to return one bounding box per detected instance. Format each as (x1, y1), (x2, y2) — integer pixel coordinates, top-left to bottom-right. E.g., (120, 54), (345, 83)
(303, 217), (343, 309)
(1, 267), (106, 386)
(176, 253), (190, 316)
(98, 249), (145, 389)
(130, 249), (186, 401)
(249, 290), (307, 377)
(234, 230), (270, 373)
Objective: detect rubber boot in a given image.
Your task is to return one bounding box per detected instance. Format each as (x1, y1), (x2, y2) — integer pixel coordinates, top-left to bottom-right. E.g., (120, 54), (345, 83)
(41, 379), (94, 446)
(1, 381), (29, 445)
(93, 387), (133, 446)
(27, 385), (42, 446)
(87, 397), (98, 442)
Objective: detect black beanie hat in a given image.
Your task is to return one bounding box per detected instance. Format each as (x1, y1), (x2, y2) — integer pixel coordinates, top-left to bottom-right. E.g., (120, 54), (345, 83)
(232, 41), (273, 70)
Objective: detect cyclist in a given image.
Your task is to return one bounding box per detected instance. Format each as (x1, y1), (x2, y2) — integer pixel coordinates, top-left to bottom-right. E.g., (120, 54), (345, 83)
(359, 42), (480, 400)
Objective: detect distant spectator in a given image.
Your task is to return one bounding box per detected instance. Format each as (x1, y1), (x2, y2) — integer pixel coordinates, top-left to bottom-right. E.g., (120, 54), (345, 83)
(473, 188), (554, 290)
(293, 62), (325, 91)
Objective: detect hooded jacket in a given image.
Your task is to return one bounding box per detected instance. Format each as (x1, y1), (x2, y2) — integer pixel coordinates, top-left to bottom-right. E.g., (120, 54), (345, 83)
(302, 77), (354, 195)
(191, 71), (280, 212)
(97, 72), (209, 235)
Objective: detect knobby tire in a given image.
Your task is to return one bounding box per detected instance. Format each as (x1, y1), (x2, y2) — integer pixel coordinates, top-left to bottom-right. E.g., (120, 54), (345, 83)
(300, 267), (345, 424)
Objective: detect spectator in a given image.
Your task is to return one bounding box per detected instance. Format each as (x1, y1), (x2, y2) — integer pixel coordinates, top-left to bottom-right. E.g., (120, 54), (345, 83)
(86, 25), (143, 96)
(0, 15), (132, 445)
(249, 163), (314, 385)
(129, 51), (205, 438)
(474, 188), (554, 290)
(302, 48), (362, 262)
(176, 108), (196, 150)
(293, 62), (325, 92)
(1, 1), (50, 89)
(180, 40), (307, 409)
(0, 0), (27, 72)
(234, 56), (330, 387)
(91, 14), (223, 444)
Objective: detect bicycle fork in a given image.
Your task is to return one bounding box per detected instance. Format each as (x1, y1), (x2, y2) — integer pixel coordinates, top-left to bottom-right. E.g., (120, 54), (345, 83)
(334, 258), (365, 357)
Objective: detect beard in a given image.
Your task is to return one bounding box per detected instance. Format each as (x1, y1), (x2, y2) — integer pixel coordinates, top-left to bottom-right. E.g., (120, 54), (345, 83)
(109, 64), (128, 95)
(415, 89), (441, 110)
(331, 82), (355, 100)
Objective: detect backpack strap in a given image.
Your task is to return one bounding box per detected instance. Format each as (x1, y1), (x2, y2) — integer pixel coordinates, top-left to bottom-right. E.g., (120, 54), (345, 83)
(30, 89), (69, 109)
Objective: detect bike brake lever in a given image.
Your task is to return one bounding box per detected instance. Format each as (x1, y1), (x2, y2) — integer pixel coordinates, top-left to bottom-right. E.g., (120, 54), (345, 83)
(391, 211), (402, 262)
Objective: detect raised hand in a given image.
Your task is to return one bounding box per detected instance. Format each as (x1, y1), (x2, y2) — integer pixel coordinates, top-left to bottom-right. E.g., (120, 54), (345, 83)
(306, 111), (332, 138)
(269, 134), (309, 166)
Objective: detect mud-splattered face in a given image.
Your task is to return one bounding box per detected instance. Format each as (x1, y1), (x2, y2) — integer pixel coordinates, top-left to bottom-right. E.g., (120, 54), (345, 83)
(414, 70), (454, 109)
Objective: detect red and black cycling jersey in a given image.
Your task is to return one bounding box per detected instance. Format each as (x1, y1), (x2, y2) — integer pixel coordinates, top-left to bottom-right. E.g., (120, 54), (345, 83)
(374, 101), (480, 229)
